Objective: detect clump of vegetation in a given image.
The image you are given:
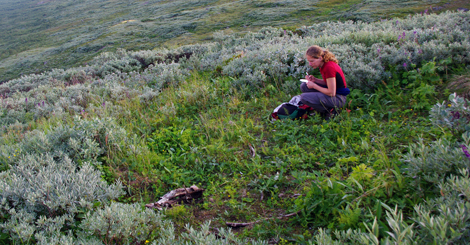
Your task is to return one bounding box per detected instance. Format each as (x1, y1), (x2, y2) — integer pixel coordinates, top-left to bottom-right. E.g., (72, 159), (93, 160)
(0, 154), (123, 243)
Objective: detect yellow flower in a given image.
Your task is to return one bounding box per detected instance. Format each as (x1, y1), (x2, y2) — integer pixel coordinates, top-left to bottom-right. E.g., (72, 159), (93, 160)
(145, 241), (149, 244)
(448, 104), (452, 107)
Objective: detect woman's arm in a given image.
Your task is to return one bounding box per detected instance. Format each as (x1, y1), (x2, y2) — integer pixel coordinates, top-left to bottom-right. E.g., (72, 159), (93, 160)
(306, 77), (336, 96)
(305, 75), (327, 86)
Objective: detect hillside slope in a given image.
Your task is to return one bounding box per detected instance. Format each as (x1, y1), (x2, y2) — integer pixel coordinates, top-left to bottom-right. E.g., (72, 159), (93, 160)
(1, 0), (468, 82)
(0, 10), (470, 243)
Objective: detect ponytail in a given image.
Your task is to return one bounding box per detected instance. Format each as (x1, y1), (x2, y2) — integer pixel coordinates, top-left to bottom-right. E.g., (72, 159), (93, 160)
(322, 50), (338, 64)
(305, 45), (338, 64)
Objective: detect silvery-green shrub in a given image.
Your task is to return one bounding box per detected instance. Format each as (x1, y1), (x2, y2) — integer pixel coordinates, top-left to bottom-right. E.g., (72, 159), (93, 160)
(0, 51), (187, 128)
(412, 202), (470, 244)
(79, 205), (269, 245)
(410, 168), (470, 244)
(402, 138), (469, 190)
(0, 67), (96, 97)
(153, 220), (268, 245)
(140, 62), (190, 89)
(0, 153), (123, 243)
(0, 116), (133, 168)
(430, 93), (470, 135)
(79, 202), (164, 245)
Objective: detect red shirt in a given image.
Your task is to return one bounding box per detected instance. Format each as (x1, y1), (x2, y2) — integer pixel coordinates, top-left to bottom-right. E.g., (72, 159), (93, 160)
(320, 61), (347, 89)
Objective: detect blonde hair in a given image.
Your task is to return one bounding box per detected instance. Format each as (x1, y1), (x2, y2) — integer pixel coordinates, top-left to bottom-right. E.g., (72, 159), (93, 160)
(305, 45), (338, 64)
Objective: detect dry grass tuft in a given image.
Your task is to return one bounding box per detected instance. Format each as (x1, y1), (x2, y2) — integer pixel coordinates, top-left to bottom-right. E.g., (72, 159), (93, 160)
(447, 74), (470, 100)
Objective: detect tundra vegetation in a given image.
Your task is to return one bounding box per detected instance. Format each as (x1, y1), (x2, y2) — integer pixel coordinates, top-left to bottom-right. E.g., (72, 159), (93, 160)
(1, 2), (470, 245)
(0, 0), (468, 82)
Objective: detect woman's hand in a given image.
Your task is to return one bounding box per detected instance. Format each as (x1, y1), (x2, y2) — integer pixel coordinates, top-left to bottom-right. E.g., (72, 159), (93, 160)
(305, 74), (315, 82)
(306, 75), (327, 86)
(305, 75), (317, 89)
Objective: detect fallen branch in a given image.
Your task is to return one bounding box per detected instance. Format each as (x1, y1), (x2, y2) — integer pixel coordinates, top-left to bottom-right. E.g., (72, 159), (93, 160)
(226, 211), (300, 228)
(278, 193), (303, 199)
(145, 185), (204, 210)
(248, 143), (256, 157)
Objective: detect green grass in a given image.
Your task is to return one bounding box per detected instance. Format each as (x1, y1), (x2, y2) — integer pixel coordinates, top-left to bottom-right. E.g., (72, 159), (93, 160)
(78, 68), (449, 241)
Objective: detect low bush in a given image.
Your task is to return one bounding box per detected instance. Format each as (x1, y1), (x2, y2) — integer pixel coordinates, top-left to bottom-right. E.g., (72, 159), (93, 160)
(430, 93), (470, 135)
(79, 202), (164, 244)
(0, 116), (136, 169)
(0, 154), (123, 244)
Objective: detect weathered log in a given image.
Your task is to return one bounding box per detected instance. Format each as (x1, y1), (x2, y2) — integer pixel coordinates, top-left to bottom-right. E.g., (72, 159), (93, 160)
(145, 185), (204, 210)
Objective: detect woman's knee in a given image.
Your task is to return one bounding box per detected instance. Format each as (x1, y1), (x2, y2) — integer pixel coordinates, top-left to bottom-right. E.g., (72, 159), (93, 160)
(300, 93), (315, 108)
(301, 93), (325, 112)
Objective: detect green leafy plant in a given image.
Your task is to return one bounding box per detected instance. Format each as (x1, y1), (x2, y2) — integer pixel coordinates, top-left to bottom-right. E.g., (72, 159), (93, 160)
(294, 176), (347, 228)
(337, 206), (362, 230)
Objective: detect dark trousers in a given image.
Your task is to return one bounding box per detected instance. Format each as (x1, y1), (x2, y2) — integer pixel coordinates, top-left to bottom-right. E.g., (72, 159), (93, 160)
(300, 83), (346, 114)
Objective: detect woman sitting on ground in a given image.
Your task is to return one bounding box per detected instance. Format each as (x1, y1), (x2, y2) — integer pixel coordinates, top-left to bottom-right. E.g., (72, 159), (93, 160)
(301, 45), (350, 119)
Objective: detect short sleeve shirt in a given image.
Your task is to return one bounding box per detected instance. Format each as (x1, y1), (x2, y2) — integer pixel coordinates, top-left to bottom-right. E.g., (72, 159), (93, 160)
(319, 61), (347, 89)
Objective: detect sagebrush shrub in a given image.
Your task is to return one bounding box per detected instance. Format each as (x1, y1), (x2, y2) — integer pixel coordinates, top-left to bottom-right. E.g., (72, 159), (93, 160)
(0, 116), (136, 169)
(403, 138), (469, 189)
(153, 221), (268, 245)
(80, 202), (164, 244)
(430, 93), (470, 135)
(0, 154), (123, 243)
